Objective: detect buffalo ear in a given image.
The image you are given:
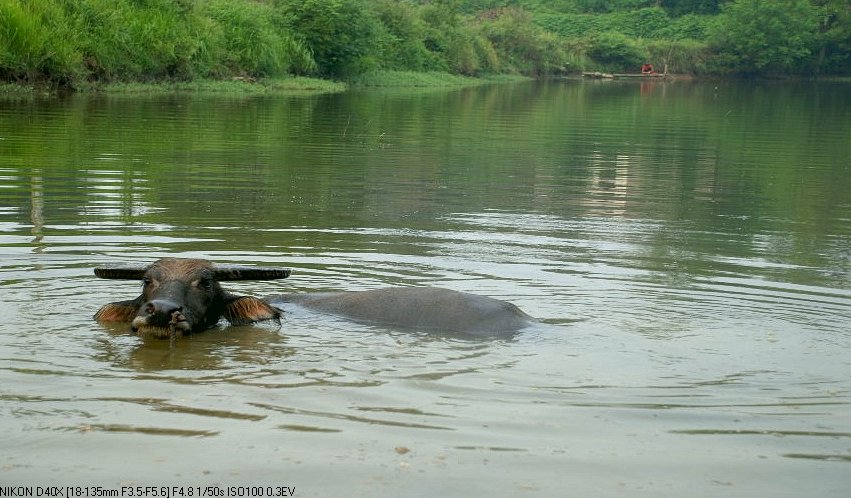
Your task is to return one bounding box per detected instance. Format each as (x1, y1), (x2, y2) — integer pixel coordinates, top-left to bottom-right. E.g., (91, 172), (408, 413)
(94, 297), (143, 322)
(223, 295), (282, 326)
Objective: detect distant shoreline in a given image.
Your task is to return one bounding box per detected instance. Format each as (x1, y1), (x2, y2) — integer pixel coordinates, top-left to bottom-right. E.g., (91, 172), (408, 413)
(4, 71), (848, 99)
(0, 72), (532, 98)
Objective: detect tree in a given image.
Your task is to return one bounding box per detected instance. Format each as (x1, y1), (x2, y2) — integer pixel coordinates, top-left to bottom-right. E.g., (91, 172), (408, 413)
(812, 0), (851, 74)
(710, 0), (820, 74)
(277, 0), (382, 77)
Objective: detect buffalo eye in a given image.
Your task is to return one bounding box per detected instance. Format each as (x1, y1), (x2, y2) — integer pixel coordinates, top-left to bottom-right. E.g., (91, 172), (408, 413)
(197, 278), (213, 290)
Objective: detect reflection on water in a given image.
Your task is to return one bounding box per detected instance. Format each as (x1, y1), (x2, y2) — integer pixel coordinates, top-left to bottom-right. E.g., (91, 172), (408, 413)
(1, 80), (850, 496)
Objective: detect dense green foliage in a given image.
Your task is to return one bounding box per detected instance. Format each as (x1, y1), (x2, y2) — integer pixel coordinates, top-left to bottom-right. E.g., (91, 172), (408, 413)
(515, 0), (848, 74)
(0, 0), (848, 89)
(709, 0), (821, 74)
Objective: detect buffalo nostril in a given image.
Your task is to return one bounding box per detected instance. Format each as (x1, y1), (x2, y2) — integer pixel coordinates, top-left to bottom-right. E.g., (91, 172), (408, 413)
(145, 300), (182, 316)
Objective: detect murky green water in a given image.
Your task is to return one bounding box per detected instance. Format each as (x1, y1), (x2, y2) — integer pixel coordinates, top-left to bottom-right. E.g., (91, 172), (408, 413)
(1, 80), (850, 497)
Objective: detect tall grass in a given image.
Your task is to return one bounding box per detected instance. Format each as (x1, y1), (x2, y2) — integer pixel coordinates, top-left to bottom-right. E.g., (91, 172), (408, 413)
(68, 0), (208, 82)
(479, 7), (572, 75)
(0, 0), (317, 88)
(0, 0), (82, 84)
(200, 0), (314, 78)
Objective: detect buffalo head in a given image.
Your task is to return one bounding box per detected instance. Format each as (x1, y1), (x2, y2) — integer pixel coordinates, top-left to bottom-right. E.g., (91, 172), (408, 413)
(93, 258), (290, 338)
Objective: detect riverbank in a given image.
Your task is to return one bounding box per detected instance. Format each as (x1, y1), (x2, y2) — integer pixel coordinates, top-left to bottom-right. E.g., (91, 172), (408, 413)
(2, 1), (847, 95)
(347, 71), (530, 88)
(0, 77), (345, 98)
(0, 71), (535, 98)
(95, 77), (346, 96)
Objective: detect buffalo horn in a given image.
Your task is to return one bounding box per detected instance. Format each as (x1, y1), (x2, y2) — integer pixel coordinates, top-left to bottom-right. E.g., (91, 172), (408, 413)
(212, 266), (291, 281)
(93, 265), (148, 279)
(94, 263), (291, 281)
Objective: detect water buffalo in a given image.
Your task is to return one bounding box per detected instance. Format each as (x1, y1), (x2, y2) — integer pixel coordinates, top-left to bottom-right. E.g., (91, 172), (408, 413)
(93, 258), (287, 338)
(267, 288), (532, 336)
(94, 258), (533, 338)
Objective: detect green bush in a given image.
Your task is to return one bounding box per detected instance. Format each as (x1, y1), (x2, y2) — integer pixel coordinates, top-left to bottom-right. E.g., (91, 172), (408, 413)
(586, 31), (649, 71)
(479, 7), (570, 75)
(276, 0), (383, 77)
(621, 7), (671, 38)
(444, 29), (490, 75)
(371, 0), (442, 71)
(535, 13), (605, 38)
(661, 0), (724, 17)
(419, 2), (498, 75)
(657, 14), (715, 41)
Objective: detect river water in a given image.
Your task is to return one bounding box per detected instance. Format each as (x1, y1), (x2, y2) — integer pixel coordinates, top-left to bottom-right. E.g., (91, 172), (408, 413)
(1, 79), (850, 496)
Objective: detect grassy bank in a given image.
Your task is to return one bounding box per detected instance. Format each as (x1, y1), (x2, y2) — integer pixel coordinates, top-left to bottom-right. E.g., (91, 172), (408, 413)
(0, 72), (524, 99)
(1, 70), (537, 98)
(348, 71), (529, 88)
(0, 0), (572, 92)
(96, 77), (346, 95)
